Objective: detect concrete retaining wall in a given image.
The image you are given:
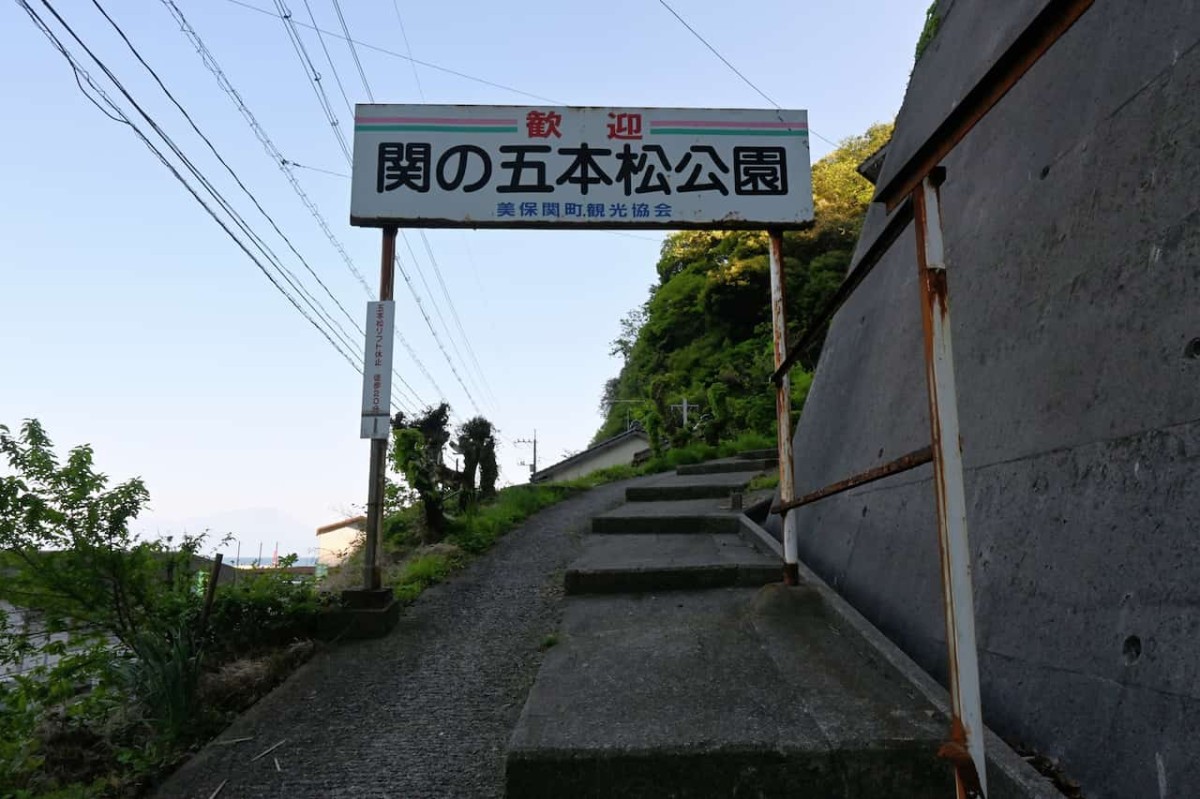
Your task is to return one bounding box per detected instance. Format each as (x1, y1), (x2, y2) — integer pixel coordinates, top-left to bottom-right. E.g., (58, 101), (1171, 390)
(788, 1), (1200, 796)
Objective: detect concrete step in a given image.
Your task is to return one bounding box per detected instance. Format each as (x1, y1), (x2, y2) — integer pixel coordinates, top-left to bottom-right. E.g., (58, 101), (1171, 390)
(592, 499), (743, 535)
(737, 448), (778, 460)
(563, 533), (780, 595)
(506, 586), (951, 798)
(677, 457), (776, 475)
(624, 471), (762, 502)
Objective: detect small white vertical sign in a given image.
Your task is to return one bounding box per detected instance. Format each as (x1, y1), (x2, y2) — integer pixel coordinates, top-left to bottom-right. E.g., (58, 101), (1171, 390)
(360, 300), (395, 439)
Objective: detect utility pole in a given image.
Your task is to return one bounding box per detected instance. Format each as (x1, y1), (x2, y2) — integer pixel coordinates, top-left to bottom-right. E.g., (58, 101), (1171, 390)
(670, 396), (698, 426)
(609, 399), (646, 431)
(515, 430), (538, 478)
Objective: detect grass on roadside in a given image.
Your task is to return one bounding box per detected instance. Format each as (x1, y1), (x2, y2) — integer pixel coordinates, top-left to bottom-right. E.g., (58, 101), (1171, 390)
(339, 431), (778, 608)
(748, 472), (780, 491)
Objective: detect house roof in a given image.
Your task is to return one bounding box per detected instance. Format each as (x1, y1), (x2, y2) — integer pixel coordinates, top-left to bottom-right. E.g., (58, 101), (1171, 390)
(316, 515), (367, 536)
(531, 429), (649, 482)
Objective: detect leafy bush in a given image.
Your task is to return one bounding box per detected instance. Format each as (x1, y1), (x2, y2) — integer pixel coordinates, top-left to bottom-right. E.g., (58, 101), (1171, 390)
(0, 421), (324, 794)
(200, 565), (323, 664)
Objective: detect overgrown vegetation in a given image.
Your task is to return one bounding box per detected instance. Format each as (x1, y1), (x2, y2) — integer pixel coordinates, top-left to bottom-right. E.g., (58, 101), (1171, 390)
(915, 2), (941, 62)
(593, 122), (894, 448)
(332, 419), (775, 613)
(0, 420), (322, 796)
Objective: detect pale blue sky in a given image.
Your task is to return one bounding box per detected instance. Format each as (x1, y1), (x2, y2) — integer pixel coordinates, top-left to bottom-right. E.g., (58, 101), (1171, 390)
(0, 0), (928, 558)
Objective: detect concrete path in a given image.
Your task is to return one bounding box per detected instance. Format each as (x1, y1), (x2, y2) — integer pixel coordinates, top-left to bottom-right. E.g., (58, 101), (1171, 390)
(153, 479), (641, 799)
(505, 461), (1061, 798)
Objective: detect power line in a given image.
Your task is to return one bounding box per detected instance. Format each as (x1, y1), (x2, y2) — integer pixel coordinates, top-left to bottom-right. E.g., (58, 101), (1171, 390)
(654, 0), (838, 148)
(316, 4), (497, 413)
(162, 0), (368, 293)
(39, 0), (367, 376)
(225, 0), (563, 104)
(283, 4), (494, 410)
(655, 0), (778, 107)
(13, 0), (368, 384)
(261, 1), (483, 414)
(329, 0), (372, 102)
(280, 159), (349, 179)
(417, 233), (498, 407)
(390, 0), (426, 100)
(34, 0), (419, 416)
(273, 0), (352, 162)
(300, 0), (353, 113)
(159, 0), (436, 407)
(91, 0), (364, 355)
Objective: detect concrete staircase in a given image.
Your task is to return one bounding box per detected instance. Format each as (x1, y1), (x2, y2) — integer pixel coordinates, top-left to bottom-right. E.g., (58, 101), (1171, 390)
(505, 456), (1060, 798)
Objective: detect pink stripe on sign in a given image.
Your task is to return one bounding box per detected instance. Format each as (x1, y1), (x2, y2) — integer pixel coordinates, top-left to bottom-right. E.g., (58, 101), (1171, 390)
(649, 120), (807, 129)
(354, 116), (518, 125)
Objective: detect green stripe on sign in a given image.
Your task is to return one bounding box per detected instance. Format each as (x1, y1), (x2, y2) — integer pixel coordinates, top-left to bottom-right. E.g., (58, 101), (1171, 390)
(354, 125), (519, 133)
(650, 128), (809, 136)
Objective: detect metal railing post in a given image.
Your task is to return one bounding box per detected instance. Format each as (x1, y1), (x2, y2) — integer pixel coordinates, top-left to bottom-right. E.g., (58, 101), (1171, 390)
(767, 228), (800, 585)
(912, 175), (987, 798)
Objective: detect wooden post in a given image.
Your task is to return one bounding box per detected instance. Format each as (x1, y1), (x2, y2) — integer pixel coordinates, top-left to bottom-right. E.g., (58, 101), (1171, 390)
(197, 553), (224, 637)
(363, 226), (397, 591)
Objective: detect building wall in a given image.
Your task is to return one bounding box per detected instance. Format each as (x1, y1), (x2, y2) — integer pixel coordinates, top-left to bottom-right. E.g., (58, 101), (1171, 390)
(540, 437), (648, 483)
(317, 527), (361, 568)
(787, 2), (1200, 797)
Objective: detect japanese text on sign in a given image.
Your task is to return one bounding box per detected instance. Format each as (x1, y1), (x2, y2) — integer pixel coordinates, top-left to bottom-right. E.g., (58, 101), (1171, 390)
(350, 105), (812, 230)
(360, 301), (394, 439)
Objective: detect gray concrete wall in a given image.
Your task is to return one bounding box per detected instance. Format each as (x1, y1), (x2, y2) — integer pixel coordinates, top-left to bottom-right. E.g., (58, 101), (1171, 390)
(789, 1), (1200, 797)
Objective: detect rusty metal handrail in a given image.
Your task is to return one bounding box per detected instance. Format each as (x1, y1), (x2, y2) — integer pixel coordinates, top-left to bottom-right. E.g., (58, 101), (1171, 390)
(770, 445), (932, 515)
(761, 3), (1099, 795)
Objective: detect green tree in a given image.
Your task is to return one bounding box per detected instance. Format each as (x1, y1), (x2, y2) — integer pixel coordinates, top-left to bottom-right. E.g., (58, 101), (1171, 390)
(479, 436), (498, 499)
(453, 416), (496, 510)
(592, 121), (893, 446)
(390, 404), (451, 542)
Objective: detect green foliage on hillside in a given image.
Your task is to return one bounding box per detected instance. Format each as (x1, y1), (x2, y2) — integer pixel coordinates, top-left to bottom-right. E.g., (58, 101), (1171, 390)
(915, 2), (941, 62)
(594, 122), (894, 446)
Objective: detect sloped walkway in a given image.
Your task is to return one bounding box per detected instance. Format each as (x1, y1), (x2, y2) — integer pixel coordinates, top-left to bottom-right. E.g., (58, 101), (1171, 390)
(153, 479), (641, 799)
(506, 457), (1062, 798)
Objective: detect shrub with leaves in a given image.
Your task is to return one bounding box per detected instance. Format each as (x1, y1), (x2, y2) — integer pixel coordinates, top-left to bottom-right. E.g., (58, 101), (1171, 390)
(200, 558), (323, 664)
(0, 421), (323, 793)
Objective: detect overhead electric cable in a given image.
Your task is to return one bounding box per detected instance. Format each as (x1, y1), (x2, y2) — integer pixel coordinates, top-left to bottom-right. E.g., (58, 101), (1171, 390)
(654, 0), (838, 147)
(311, 4), (496, 414)
(224, 0), (563, 104)
(13, 0), (369, 383)
(159, 0), (441, 405)
(390, 0), (426, 100)
(37, 0), (368, 378)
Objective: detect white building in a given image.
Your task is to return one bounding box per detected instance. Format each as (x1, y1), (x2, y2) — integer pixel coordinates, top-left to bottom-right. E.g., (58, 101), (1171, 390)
(316, 516), (366, 569)
(531, 430), (650, 483)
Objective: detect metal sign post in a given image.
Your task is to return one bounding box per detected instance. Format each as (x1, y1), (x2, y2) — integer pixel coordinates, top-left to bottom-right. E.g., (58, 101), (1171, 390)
(360, 227), (397, 591)
(348, 102), (813, 622)
(912, 174), (986, 798)
(768, 229), (800, 585)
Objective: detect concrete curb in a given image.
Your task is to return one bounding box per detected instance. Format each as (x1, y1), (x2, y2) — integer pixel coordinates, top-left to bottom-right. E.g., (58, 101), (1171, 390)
(591, 514), (740, 535)
(737, 514), (1064, 799)
(677, 458), (776, 475)
(564, 562), (780, 595)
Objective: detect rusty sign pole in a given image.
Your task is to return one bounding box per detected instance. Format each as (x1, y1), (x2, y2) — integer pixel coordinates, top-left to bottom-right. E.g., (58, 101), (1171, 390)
(363, 226), (397, 591)
(912, 175), (986, 798)
(767, 229), (800, 585)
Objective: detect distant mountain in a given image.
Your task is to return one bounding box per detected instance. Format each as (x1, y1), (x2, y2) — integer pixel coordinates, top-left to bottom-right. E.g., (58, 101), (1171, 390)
(135, 506), (317, 560)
